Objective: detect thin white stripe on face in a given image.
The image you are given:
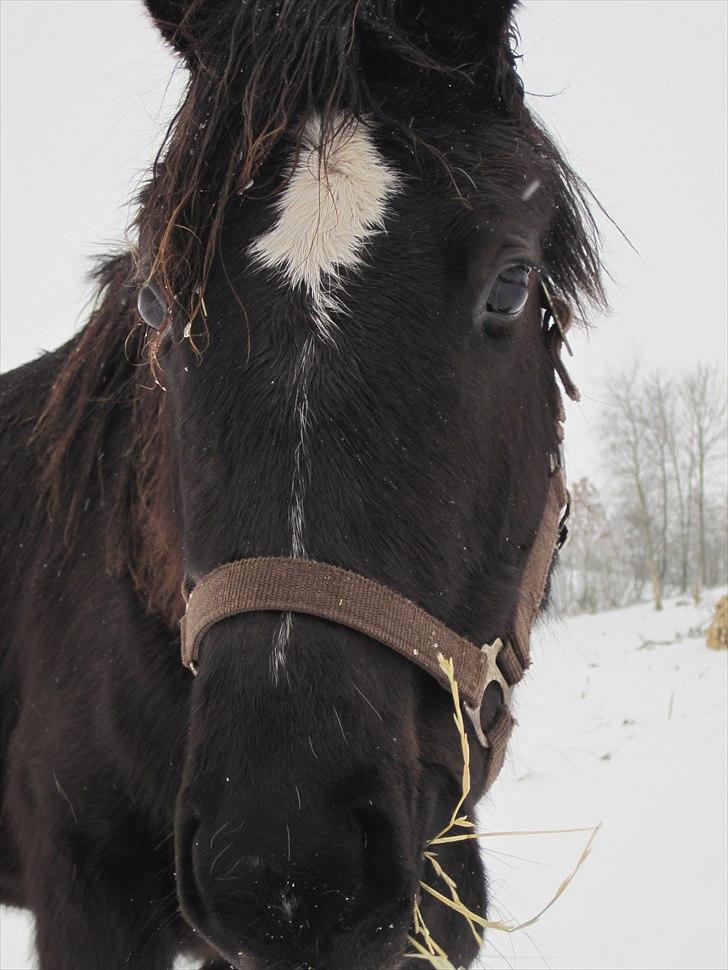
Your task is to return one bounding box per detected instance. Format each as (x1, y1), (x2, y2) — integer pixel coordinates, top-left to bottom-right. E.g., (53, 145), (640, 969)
(252, 115), (400, 682)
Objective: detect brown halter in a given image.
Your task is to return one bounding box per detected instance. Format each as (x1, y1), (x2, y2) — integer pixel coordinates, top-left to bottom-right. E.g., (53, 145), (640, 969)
(179, 283), (575, 791)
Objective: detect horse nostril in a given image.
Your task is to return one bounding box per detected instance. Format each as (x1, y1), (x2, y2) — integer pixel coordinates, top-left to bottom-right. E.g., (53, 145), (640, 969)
(353, 807), (410, 920)
(175, 809), (209, 928)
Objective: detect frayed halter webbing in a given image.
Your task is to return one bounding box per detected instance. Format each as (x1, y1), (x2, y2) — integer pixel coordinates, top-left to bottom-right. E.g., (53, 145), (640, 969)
(180, 466), (568, 791)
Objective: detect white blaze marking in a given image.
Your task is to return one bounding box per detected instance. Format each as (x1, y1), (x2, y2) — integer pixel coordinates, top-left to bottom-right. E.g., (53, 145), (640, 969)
(252, 115), (400, 682)
(281, 892), (299, 920)
(250, 114), (400, 342)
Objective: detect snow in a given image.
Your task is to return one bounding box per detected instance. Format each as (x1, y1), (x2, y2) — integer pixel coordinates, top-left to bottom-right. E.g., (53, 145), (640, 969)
(475, 587), (728, 970)
(2, 591), (726, 970)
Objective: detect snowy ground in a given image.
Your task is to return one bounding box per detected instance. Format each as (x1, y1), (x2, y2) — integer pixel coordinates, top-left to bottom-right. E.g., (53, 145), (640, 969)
(475, 587), (728, 970)
(2, 590), (726, 970)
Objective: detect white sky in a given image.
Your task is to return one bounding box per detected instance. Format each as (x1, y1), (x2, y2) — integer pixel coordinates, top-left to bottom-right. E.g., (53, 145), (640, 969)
(1, 0), (726, 484)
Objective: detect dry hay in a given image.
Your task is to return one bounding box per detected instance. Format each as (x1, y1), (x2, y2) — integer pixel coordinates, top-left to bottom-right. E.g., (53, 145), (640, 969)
(407, 653), (600, 969)
(707, 595), (728, 650)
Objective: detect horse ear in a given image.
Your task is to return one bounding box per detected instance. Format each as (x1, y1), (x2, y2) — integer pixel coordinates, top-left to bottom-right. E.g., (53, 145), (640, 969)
(396, 0), (520, 72)
(144, 0), (199, 62)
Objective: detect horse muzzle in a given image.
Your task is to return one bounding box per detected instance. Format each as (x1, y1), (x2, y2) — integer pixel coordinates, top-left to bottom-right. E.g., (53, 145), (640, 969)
(174, 793), (414, 970)
(173, 613), (420, 970)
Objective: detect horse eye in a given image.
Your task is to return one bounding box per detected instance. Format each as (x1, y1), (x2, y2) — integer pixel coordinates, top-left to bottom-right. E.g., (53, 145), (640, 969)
(482, 263), (532, 321)
(137, 283), (167, 330)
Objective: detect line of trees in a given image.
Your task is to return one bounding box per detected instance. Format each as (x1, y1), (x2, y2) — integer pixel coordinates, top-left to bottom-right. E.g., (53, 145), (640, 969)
(556, 362), (727, 613)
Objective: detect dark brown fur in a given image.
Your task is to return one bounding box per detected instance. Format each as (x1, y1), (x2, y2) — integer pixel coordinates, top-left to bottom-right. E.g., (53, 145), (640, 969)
(1, 3), (604, 968)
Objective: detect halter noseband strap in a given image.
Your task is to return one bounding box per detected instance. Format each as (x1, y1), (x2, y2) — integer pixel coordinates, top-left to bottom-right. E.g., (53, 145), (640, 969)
(180, 462), (568, 791)
(179, 280), (574, 791)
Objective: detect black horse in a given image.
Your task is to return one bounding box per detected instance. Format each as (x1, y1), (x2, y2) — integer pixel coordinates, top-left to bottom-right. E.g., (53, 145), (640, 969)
(0, 2), (603, 968)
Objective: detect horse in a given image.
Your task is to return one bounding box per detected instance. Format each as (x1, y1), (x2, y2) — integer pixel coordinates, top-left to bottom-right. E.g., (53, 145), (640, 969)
(0, 2), (604, 968)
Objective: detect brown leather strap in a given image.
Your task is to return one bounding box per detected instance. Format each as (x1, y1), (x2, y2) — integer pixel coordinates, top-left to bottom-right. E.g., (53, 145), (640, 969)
(511, 466), (569, 666)
(482, 707), (514, 791)
(181, 556), (491, 710)
(180, 467), (568, 788)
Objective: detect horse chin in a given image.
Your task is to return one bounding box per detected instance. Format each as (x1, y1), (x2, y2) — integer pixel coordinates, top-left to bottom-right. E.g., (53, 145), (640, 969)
(175, 860), (413, 970)
(192, 934), (410, 970)
(173, 808), (416, 970)
(173, 780), (486, 970)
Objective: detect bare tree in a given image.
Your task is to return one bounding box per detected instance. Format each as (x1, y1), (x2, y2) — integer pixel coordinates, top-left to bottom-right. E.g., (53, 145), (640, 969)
(558, 477), (612, 612)
(659, 378), (694, 594)
(602, 365), (664, 609)
(560, 361), (726, 616)
(682, 363), (727, 596)
(643, 373), (672, 594)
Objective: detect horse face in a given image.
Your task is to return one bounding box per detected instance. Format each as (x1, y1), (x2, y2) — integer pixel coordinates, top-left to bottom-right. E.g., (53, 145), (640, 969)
(154, 120), (560, 969)
(136, 2), (599, 966)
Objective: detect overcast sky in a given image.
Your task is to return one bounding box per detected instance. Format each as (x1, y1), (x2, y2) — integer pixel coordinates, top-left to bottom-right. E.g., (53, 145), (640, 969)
(1, 0), (726, 483)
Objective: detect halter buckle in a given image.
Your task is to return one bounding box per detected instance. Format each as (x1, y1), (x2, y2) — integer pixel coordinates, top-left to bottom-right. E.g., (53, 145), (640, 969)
(463, 637), (513, 748)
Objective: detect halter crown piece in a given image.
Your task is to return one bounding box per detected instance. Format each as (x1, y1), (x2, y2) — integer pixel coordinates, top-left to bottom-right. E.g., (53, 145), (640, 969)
(179, 284), (575, 791)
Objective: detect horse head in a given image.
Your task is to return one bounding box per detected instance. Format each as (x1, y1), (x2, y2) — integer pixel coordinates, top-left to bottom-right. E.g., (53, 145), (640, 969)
(135, 2), (603, 966)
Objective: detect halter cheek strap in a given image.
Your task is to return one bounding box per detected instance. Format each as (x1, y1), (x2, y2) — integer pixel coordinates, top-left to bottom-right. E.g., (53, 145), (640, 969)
(179, 463), (568, 791)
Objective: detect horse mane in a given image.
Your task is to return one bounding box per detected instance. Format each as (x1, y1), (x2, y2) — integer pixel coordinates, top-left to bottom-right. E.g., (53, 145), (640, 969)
(33, 253), (182, 624)
(31, 0), (605, 625)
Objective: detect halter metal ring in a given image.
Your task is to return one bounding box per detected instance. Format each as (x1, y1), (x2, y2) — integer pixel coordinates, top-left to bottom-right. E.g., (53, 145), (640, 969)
(463, 638), (513, 748)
